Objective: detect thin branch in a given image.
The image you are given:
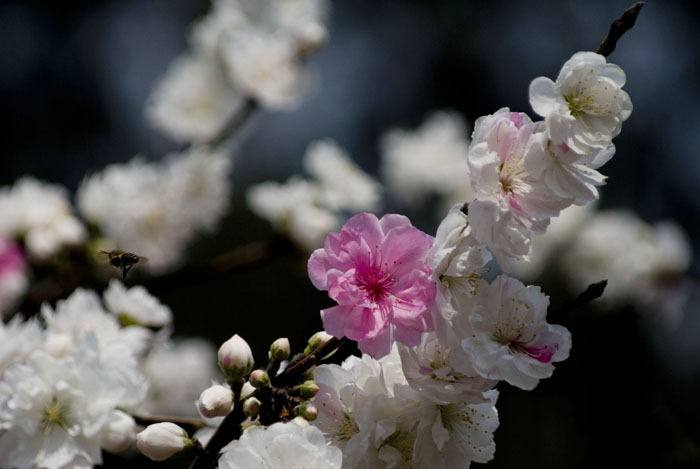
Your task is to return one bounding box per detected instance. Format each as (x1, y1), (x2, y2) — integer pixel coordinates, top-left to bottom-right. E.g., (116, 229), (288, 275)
(132, 413), (207, 431)
(206, 98), (259, 148)
(551, 280), (608, 318)
(596, 2), (644, 57)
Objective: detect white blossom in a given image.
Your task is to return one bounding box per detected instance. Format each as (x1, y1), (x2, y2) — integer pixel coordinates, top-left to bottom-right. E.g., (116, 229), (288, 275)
(0, 177), (86, 261)
(100, 410), (136, 454)
(103, 279), (172, 328)
(0, 315), (42, 378)
(381, 112), (471, 204)
(560, 210), (692, 308)
(223, 30), (310, 110)
(146, 53), (242, 143)
(529, 51), (632, 156)
(247, 177), (339, 250)
(0, 337), (141, 469)
(304, 140), (381, 212)
(467, 108), (569, 266)
(219, 422), (342, 469)
(41, 288), (151, 358)
(139, 339), (221, 418)
(460, 275), (571, 390)
(77, 148), (232, 273)
(413, 393), (499, 468)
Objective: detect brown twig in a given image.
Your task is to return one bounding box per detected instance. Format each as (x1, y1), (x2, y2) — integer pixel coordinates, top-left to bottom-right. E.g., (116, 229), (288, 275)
(596, 2), (644, 57)
(206, 98), (258, 148)
(551, 280), (608, 319)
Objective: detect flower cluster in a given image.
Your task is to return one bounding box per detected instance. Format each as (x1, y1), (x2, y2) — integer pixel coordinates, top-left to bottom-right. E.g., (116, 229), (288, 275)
(248, 140), (381, 250)
(147, 0), (330, 143)
(77, 147), (232, 272)
(305, 49), (631, 467)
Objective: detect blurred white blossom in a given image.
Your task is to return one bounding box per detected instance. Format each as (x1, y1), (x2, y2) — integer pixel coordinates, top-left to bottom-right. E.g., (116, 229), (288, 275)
(146, 53), (242, 143)
(103, 279), (172, 328)
(77, 147), (232, 273)
(381, 112), (471, 205)
(0, 315), (42, 378)
(561, 210), (692, 308)
(0, 177), (86, 261)
(139, 338), (221, 418)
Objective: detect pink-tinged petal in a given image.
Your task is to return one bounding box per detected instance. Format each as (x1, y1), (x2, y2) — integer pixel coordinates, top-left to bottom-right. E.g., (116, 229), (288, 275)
(378, 214), (411, 234)
(379, 226), (434, 278)
(307, 249), (329, 290)
(509, 112), (524, 128)
(357, 327), (393, 358)
(321, 304), (388, 341)
(0, 242), (25, 275)
(521, 344), (557, 363)
(392, 323), (424, 348)
(342, 213), (384, 248)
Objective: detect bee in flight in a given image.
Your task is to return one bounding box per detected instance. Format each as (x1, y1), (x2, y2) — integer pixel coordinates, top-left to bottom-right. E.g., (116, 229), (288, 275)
(98, 250), (148, 279)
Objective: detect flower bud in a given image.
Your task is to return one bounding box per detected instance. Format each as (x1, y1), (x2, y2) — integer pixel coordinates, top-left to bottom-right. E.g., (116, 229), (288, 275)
(249, 369), (270, 388)
(269, 337), (291, 362)
(291, 416), (309, 428)
(297, 401), (318, 421)
(298, 380), (320, 399)
(242, 397), (261, 419)
(304, 331), (333, 355)
(298, 22), (328, 55)
(197, 384), (233, 419)
(100, 410), (136, 454)
(136, 422), (192, 461)
(218, 334), (254, 382)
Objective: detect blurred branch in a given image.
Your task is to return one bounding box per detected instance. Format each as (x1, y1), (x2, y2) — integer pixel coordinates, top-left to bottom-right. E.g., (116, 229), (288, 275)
(596, 2), (644, 57)
(551, 280), (607, 319)
(206, 97), (258, 148)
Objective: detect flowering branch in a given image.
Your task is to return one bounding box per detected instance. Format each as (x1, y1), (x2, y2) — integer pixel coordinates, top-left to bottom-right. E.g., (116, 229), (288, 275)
(206, 98), (259, 148)
(596, 2), (644, 57)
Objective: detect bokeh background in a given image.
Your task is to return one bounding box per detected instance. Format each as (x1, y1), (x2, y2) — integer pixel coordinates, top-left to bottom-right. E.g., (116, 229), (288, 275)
(2, 0), (700, 467)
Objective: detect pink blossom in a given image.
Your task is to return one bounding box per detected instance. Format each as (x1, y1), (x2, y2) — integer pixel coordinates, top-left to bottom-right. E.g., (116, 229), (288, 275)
(308, 213), (436, 358)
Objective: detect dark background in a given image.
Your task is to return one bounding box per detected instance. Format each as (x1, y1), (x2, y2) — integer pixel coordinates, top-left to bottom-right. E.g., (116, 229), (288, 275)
(2, 0), (700, 467)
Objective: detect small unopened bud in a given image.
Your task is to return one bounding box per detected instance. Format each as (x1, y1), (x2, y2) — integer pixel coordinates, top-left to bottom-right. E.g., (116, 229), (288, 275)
(269, 337), (291, 362)
(304, 331), (333, 355)
(299, 380), (320, 399)
(136, 422), (192, 461)
(249, 369), (270, 388)
(297, 401), (318, 421)
(100, 410), (136, 454)
(291, 416), (309, 428)
(197, 385), (233, 419)
(218, 334), (254, 382)
(242, 397), (261, 419)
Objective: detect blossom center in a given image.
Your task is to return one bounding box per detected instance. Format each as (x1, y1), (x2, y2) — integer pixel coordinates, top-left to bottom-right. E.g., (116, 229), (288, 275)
(439, 403), (474, 432)
(380, 427), (416, 462)
(356, 263), (395, 303)
(565, 91), (596, 117)
(41, 396), (71, 433)
(334, 412), (359, 441)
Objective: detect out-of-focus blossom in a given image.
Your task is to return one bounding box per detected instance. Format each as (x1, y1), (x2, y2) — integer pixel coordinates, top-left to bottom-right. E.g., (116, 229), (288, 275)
(303, 140), (381, 212)
(223, 31), (310, 110)
(100, 410), (137, 454)
(529, 51), (632, 156)
(0, 315), (42, 378)
(0, 337), (143, 469)
(103, 279), (173, 328)
(381, 112), (471, 204)
(308, 213), (436, 358)
(146, 53), (242, 143)
(77, 147), (232, 273)
(219, 422), (341, 469)
(560, 210), (692, 308)
(0, 177), (87, 261)
(0, 238), (28, 318)
(461, 275), (571, 390)
(512, 203), (594, 281)
(139, 338), (221, 418)
(247, 177), (339, 250)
